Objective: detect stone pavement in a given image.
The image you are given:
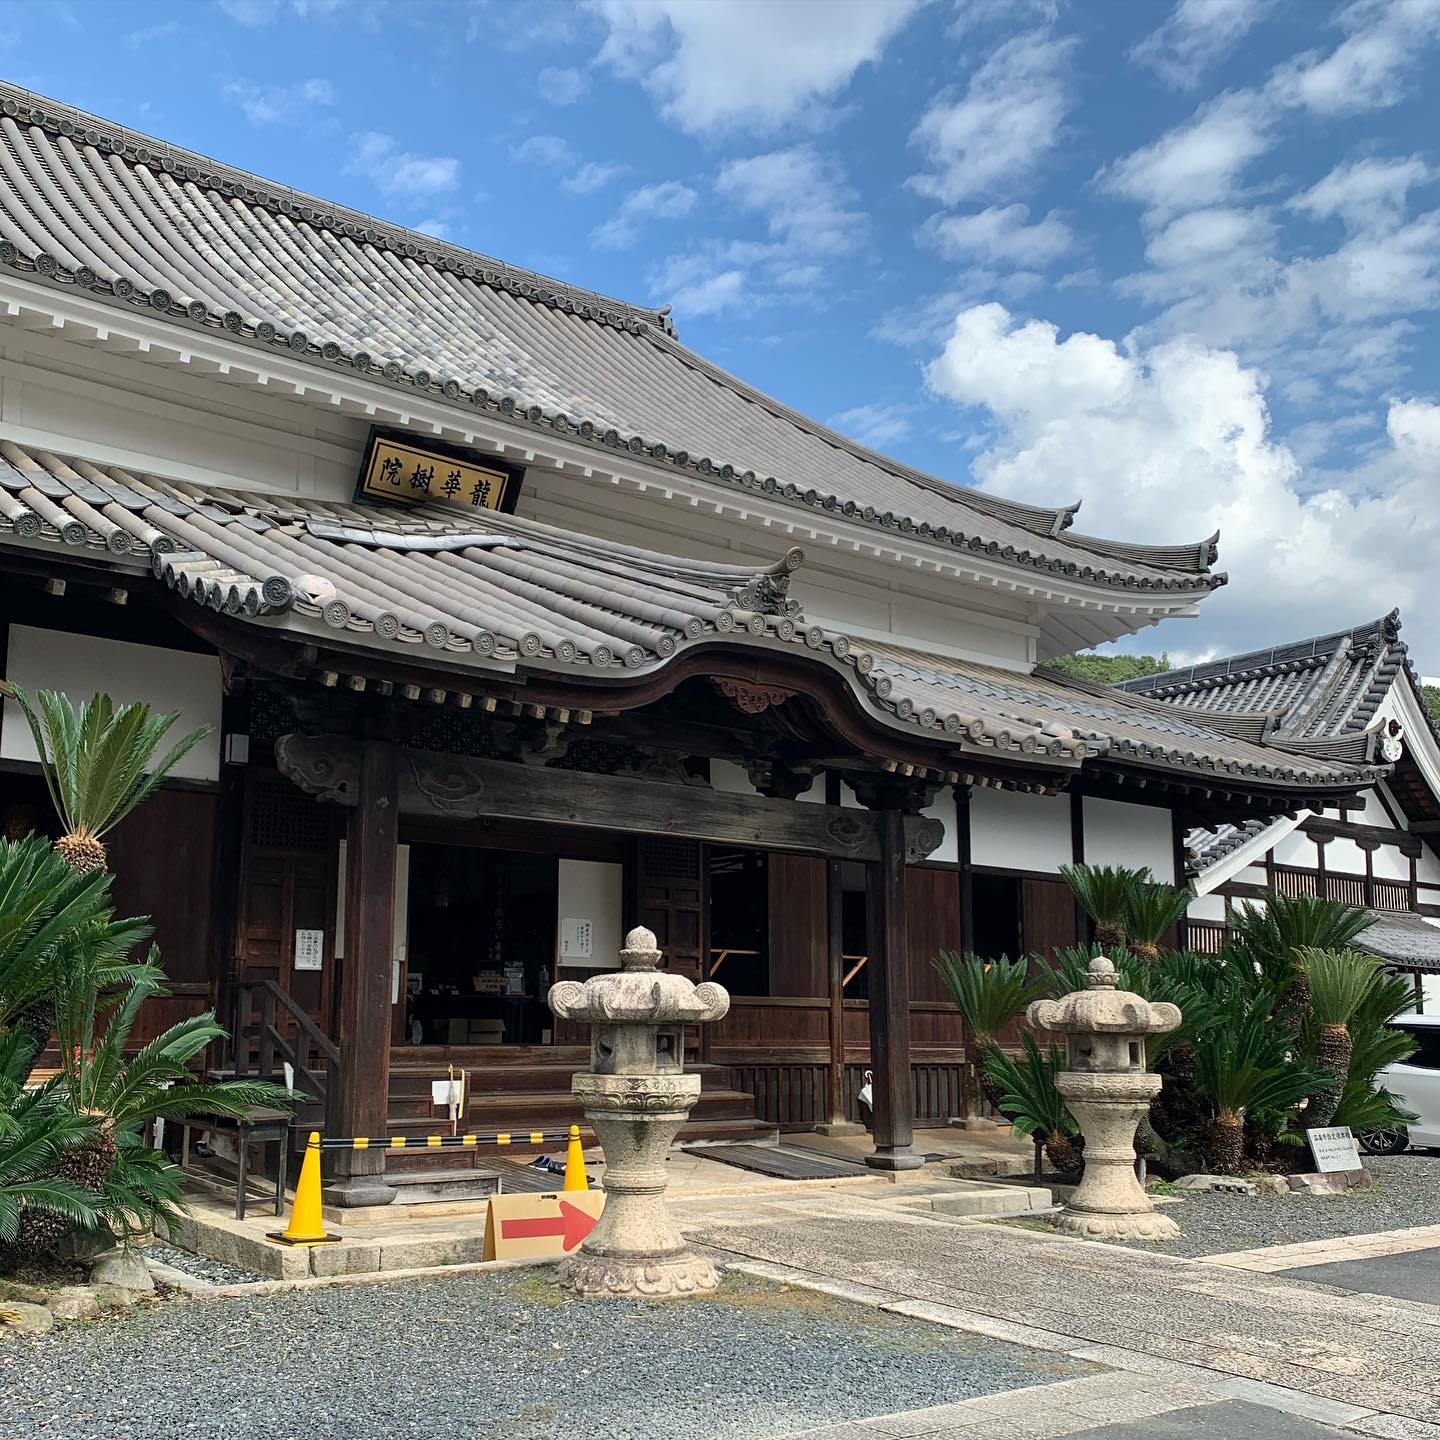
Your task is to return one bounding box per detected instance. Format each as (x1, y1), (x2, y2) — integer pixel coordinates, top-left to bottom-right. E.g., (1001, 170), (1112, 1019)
(673, 1189), (1440, 1436)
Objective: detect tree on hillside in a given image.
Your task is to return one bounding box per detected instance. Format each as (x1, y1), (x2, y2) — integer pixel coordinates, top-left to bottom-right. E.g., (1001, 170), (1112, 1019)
(1423, 685), (1440, 728)
(1042, 651), (1171, 685)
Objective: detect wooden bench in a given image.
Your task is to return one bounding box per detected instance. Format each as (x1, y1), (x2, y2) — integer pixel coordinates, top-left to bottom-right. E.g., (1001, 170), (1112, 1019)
(174, 1107), (291, 1221)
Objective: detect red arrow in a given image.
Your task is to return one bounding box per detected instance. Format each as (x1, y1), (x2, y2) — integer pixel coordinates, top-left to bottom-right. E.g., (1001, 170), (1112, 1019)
(500, 1200), (597, 1252)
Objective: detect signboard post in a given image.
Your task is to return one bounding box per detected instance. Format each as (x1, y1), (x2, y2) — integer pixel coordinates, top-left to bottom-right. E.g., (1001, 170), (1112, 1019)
(1306, 1125), (1364, 1173)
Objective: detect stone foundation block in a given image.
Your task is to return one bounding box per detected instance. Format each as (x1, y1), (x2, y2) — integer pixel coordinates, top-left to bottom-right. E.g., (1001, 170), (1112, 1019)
(1287, 1168), (1372, 1194)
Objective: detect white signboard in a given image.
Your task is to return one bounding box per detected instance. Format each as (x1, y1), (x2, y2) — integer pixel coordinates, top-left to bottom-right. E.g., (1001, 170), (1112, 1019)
(294, 929), (324, 972)
(560, 918), (593, 962)
(1307, 1125), (1364, 1173)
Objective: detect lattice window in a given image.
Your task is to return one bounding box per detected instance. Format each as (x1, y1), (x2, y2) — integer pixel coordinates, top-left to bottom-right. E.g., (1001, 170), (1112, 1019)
(547, 740), (649, 775)
(249, 778), (330, 852)
(1272, 866), (1318, 898)
(1327, 874), (1367, 907)
(402, 709), (507, 759)
(641, 838), (700, 880)
(247, 684), (301, 744)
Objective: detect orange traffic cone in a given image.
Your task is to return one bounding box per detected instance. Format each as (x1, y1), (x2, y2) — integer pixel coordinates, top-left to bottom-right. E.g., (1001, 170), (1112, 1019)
(562, 1124), (589, 1192)
(267, 1132), (341, 1246)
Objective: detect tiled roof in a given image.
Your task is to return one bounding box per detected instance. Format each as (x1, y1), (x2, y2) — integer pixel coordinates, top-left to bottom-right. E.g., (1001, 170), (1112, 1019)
(1119, 613), (1440, 874)
(1357, 910), (1440, 973)
(0, 437), (1381, 796)
(1115, 613), (1407, 740)
(0, 81), (1224, 599)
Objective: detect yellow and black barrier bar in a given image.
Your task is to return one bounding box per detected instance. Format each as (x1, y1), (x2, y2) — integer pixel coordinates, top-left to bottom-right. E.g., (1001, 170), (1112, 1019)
(316, 1129), (575, 1151)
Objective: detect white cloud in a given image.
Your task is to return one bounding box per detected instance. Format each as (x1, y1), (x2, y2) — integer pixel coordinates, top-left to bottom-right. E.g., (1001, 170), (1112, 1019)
(591, 180), (697, 250)
(1271, 0), (1440, 116)
(344, 133), (459, 199)
(1100, 90), (1272, 217)
(828, 401), (916, 448)
(587, 0), (921, 136)
(217, 0), (345, 25)
(516, 134), (577, 168)
(413, 217), (451, 239)
(1290, 154), (1434, 230)
(908, 30), (1074, 205)
(923, 301), (1440, 654)
(715, 146), (867, 256)
(649, 250), (748, 316)
(919, 203), (1072, 266)
(516, 136), (626, 194)
(222, 77), (335, 127)
(563, 161), (626, 195)
(1131, 0), (1272, 89)
(539, 65), (589, 105)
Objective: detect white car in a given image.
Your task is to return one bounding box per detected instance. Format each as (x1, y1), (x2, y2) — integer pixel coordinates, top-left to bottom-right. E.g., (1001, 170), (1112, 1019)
(1358, 1014), (1440, 1153)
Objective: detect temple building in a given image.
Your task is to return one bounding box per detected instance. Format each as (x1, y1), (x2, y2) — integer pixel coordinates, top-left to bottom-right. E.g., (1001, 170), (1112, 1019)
(0, 83), (1391, 1200)
(1119, 613), (1440, 1009)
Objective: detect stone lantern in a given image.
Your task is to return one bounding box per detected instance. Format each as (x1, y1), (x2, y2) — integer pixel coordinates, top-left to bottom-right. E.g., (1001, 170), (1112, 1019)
(548, 925), (730, 1297)
(1027, 956), (1182, 1241)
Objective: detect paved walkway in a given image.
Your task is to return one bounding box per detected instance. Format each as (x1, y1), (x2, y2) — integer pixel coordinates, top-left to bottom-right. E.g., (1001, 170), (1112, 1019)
(673, 1190), (1440, 1438)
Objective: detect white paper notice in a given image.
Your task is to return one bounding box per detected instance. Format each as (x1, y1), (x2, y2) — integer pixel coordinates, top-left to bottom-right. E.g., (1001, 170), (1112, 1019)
(431, 1080), (461, 1108)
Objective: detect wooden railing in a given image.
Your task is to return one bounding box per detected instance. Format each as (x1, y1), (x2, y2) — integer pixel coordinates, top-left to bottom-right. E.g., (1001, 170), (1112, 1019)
(1187, 919), (1229, 954)
(728, 1057), (968, 1129)
(224, 978), (338, 1131)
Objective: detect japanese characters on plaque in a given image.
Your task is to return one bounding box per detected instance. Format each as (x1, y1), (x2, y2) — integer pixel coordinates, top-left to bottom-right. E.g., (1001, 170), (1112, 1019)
(355, 428), (518, 516)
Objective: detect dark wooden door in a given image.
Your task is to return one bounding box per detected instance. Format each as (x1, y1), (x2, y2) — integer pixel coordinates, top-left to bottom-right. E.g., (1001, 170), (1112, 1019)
(631, 837), (707, 980)
(1022, 877), (1077, 960)
(234, 771), (337, 1026)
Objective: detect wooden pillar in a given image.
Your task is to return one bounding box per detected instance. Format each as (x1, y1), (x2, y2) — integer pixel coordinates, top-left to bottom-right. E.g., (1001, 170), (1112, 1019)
(956, 785), (975, 956)
(864, 808), (922, 1170)
(815, 858), (863, 1135)
(325, 739), (399, 1208)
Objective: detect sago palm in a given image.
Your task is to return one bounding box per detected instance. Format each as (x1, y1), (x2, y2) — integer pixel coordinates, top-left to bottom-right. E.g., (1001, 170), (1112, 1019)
(1123, 880), (1193, 961)
(1226, 893), (1374, 1000)
(1191, 998), (1324, 1174)
(47, 946), (287, 1242)
(1297, 947), (1380, 1127)
(2, 683), (211, 875)
(1060, 864), (1150, 949)
(984, 1032), (1081, 1175)
(933, 951), (1049, 1107)
(0, 1031), (103, 1249)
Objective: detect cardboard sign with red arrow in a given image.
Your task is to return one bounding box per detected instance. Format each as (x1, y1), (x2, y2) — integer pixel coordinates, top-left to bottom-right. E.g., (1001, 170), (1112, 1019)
(483, 1190), (605, 1262)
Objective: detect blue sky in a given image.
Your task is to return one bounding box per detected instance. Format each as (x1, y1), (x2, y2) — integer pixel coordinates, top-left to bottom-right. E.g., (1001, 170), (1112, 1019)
(8, 0), (1440, 664)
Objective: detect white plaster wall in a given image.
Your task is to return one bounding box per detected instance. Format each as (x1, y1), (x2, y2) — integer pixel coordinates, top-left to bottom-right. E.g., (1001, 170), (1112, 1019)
(556, 859), (623, 971)
(1358, 790), (1394, 827)
(1273, 831), (1320, 868)
(1418, 847), (1440, 886)
(1238, 863), (1270, 885)
(1373, 845), (1411, 882)
(970, 787), (1071, 873)
(1082, 797), (1176, 882)
(709, 759), (758, 797)
(1188, 893), (1227, 921)
(1325, 837), (1367, 875)
(923, 788), (958, 866)
(1, 624), (221, 781)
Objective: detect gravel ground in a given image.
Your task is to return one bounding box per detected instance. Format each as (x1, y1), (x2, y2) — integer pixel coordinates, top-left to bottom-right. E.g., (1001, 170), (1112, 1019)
(1118, 1153), (1440, 1257)
(0, 1268), (1091, 1440)
(147, 1242), (265, 1288)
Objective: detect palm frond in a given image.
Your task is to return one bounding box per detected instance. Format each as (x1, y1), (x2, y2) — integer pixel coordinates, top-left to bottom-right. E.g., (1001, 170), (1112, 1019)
(1227, 893), (1374, 985)
(1123, 881), (1193, 954)
(6, 683), (212, 840)
(983, 1033), (1075, 1141)
(932, 951), (1048, 1046)
(1060, 864), (1150, 945)
(1300, 947), (1380, 1027)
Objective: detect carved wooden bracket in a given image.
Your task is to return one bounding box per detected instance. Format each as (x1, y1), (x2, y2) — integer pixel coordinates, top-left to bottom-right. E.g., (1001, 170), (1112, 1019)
(713, 677), (794, 715)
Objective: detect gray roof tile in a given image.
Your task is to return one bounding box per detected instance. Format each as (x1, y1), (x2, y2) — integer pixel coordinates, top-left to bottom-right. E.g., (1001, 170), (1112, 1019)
(0, 81), (1224, 599)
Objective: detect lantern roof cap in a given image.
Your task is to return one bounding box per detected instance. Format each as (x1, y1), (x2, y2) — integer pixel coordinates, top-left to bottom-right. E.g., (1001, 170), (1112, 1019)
(1027, 956), (1181, 1036)
(548, 926), (730, 1027)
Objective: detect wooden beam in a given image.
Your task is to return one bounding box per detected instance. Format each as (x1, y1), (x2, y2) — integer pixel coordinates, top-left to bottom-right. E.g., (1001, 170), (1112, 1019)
(1302, 815), (1421, 857)
(324, 739), (399, 1208)
(825, 858), (848, 1130)
(864, 809), (922, 1171)
(274, 732), (946, 863)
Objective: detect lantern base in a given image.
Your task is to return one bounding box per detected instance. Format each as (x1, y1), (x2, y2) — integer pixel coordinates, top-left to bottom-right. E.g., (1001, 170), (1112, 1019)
(556, 1245), (721, 1298)
(1052, 1208), (1180, 1242)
